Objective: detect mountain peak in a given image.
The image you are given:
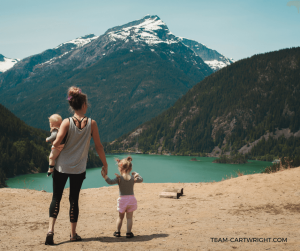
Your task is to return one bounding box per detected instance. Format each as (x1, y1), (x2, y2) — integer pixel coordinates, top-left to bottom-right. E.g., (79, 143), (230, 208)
(141, 14), (161, 20)
(105, 15), (175, 46)
(105, 14), (167, 35)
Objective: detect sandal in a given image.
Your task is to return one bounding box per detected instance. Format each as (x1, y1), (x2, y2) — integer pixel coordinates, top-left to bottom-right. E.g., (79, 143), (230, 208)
(126, 232), (134, 238)
(45, 231), (54, 245)
(113, 231), (121, 237)
(70, 233), (82, 242)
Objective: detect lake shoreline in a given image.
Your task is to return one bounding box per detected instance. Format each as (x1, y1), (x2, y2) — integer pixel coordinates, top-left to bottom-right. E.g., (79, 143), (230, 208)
(6, 155), (271, 193)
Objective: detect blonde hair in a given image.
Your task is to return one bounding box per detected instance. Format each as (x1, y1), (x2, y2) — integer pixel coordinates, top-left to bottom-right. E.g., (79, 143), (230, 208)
(116, 156), (133, 174)
(49, 114), (62, 123)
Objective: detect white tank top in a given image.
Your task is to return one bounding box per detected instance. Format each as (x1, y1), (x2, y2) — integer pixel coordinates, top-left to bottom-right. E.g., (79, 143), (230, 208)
(55, 118), (92, 174)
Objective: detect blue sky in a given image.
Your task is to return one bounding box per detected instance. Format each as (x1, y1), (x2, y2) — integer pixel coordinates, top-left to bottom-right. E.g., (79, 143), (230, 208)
(1, 0), (299, 60)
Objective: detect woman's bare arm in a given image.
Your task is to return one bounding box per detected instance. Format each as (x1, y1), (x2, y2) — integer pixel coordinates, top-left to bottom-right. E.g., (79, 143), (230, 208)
(53, 119), (69, 147)
(91, 119), (108, 175)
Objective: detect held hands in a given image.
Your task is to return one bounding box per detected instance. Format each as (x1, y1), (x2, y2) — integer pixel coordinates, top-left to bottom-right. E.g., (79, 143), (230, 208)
(101, 169), (107, 178)
(101, 165), (108, 177)
(132, 171), (139, 182)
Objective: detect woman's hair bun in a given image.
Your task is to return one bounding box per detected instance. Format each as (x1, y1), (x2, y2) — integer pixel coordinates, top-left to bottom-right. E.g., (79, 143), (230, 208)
(127, 156), (132, 162)
(68, 86), (82, 97)
(67, 86), (87, 111)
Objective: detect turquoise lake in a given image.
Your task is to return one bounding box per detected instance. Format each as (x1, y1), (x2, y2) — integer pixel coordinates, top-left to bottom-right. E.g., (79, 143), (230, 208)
(6, 154), (272, 192)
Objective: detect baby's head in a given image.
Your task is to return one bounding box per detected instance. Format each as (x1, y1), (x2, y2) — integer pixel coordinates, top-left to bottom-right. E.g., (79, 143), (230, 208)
(49, 114), (62, 129)
(116, 156), (133, 174)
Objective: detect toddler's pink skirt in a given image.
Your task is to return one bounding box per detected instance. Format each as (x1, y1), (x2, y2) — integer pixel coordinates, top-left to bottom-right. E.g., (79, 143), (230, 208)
(117, 195), (137, 213)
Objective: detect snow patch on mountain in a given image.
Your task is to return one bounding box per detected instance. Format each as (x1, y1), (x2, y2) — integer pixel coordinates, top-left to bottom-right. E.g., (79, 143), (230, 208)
(41, 52), (70, 66)
(40, 34), (99, 66)
(0, 55), (20, 73)
(55, 34), (99, 49)
(204, 60), (230, 71)
(178, 37), (234, 71)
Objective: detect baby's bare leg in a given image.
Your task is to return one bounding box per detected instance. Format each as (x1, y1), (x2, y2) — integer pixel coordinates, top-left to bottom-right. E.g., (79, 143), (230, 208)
(49, 148), (61, 168)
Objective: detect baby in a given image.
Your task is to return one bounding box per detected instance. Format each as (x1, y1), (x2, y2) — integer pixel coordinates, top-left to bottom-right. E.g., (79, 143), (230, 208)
(46, 114), (67, 176)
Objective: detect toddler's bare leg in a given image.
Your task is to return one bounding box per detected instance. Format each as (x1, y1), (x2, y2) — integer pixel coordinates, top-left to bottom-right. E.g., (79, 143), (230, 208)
(117, 212), (125, 232)
(126, 212), (133, 233)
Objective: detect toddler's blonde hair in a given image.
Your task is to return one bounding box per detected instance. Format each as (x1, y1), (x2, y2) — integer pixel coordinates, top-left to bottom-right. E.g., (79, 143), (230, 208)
(116, 156), (133, 174)
(49, 114), (62, 123)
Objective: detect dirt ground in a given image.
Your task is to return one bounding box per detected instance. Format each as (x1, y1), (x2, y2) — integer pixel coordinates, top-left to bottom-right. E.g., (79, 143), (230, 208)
(1, 167), (300, 251)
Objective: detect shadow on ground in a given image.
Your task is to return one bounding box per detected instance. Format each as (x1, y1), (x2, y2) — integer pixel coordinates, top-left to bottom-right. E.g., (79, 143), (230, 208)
(56, 233), (169, 245)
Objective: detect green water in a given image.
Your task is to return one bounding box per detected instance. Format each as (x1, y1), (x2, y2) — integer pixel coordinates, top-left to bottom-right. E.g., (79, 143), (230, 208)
(6, 154), (271, 192)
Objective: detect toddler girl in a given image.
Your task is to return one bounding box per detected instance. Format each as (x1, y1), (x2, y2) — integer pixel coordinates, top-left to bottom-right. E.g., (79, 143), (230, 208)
(46, 114), (67, 176)
(101, 156), (143, 238)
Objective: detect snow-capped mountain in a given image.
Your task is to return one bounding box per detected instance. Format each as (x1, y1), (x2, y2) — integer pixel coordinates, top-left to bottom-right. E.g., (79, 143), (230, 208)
(103, 15), (233, 71)
(0, 15), (214, 91)
(0, 15), (231, 141)
(0, 54), (20, 74)
(14, 15), (232, 72)
(38, 15), (213, 71)
(0, 15), (232, 81)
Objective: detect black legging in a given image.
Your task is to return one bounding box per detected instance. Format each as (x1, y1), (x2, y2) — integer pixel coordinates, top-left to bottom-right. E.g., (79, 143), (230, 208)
(49, 168), (86, 222)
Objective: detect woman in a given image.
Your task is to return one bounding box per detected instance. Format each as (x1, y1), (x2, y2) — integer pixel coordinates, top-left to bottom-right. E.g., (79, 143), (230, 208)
(45, 86), (108, 245)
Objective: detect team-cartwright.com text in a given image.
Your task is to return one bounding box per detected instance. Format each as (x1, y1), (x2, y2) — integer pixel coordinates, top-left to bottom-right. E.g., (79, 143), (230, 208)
(210, 237), (287, 243)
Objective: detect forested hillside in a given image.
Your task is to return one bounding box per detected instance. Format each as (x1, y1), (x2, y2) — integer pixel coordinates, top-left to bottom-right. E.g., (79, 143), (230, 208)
(106, 47), (300, 159)
(0, 104), (101, 187)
